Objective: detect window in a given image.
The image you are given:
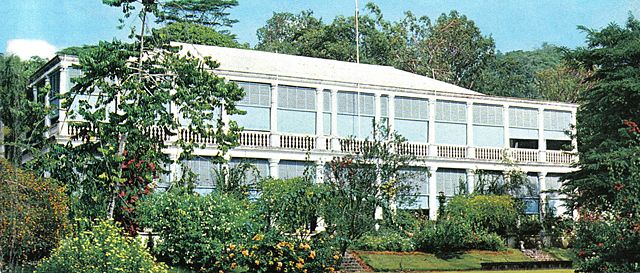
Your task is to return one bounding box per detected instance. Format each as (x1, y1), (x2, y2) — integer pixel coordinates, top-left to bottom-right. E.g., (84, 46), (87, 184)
(398, 167), (429, 209)
(278, 160), (309, 179)
(473, 104), (502, 126)
(436, 100), (466, 123)
(509, 107), (538, 129)
(277, 85), (316, 134)
(436, 168), (466, 197)
(49, 71), (61, 121)
(278, 85), (315, 110)
(182, 157), (217, 187)
(337, 91), (375, 138)
(235, 81), (271, 131)
(510, 138), (538, 149)
(544, 110), (572, 131)
(323, 90), (331, 135)
(394, 97), (428, 142)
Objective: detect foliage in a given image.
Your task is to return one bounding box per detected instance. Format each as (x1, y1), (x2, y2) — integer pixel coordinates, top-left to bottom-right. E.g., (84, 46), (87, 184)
(0, 159), (69, 268)
(153, 22), (244, 48)
(255, 6), (494, 90)
(240, 231), (341, 273)
(0, 55), (47, 164)
(414, 218), (506, 254)
(35, 0), (245, 231)
(213, 159), (261, 198)
(563, 16), (640, 271)
(156, 0), (239, 30)
(35, 219), (167, 273)
(535, 63), (593, 103)
(256, 177), (327, 236)
(473, 169), (535, 198)
(352, 229), (415, 252)
(137, 190), (254, 272)
(445, 195), (517, 236)
(321, 124), (418, 256)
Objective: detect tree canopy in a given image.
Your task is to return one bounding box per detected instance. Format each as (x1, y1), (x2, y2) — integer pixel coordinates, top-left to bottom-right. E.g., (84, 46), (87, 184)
(563, 16), (640, 271)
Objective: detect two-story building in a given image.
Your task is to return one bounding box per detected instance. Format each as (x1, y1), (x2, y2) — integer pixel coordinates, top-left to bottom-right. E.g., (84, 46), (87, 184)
(29, 43), (578, 219)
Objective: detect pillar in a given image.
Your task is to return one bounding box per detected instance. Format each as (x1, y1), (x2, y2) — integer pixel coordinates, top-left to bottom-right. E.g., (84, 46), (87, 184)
(316, 87), (326, 149)
(58, 65), (68, 134)
(466, 101), (475, 158)
(466, 169), (475, 194)
(330, 89), (339, 150)
(503, 104), (510, 149)
(374, 93), (381, 129)
(268, 158), (279, 179)
(387, 94), (395, 133)
(270, 83), (280, 147)
(428, 166), (439, 219)
(428, 98), (437, 156)
(538, 107), (546, 162)
(538, 171), (547, 218)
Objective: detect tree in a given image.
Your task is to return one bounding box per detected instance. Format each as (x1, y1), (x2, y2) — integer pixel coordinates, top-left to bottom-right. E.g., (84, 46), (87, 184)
(563, 16), (640, 272)
(535, 63), (593, 103)
(321, 124), (419, 257)
(156, 0), (238, 31)
(152, 21), (244, 47)
(36, 0), (245, 232)
(0, 55), (47, 164)
(255, 10), (323, 55)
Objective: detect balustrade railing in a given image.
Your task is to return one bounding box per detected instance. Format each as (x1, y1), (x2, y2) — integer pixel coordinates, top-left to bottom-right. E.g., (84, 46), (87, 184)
(280, 134), (315, 150)
(510, 148), (538, 163)
(546, 150), (576, 164)
(239, 131), (270, 147)
(58, 122), (576, 165)
(476, 147), (504, 161)
(397, 142), (430, 157)
(436, 145), (467, 159)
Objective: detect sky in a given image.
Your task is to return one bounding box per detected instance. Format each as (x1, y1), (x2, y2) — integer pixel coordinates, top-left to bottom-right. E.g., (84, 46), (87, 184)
(1, 0), (639, 60)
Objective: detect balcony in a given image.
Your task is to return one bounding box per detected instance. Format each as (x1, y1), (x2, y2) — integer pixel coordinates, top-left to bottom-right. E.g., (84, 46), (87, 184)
(61, 123), (577, 166)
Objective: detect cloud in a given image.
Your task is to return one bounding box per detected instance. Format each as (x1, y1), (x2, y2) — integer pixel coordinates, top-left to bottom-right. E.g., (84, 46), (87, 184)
(5, 39), (57, 60)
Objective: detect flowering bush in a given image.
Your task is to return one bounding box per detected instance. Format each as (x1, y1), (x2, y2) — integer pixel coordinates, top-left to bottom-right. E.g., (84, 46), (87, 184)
(36, 219), (167, 273)
(353, 230), (416, 252)
(0, 159), (69, 265)
(240, 231), (341, 273)
(137, 190), (254, 272)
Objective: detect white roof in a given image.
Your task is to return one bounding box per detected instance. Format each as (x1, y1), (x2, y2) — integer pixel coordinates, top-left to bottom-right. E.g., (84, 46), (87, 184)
(175, 43), (483, 96)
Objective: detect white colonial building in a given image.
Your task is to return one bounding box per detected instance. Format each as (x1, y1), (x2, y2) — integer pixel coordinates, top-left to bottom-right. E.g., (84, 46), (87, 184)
(30, 43), (578, 219)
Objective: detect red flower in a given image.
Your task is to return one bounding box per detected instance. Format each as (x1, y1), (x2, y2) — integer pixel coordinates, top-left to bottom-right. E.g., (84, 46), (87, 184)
(614, 183), (624, 191)
(597, 242), (604, 247)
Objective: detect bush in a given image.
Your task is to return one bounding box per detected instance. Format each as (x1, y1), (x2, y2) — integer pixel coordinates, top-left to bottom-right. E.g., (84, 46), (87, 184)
(446, 195), (517, 236)
(470, 230), (507, 251)
(415, 219), (472, 253)
(241, 231), (341, 273)
(572, 218), (640, 272)
(36, 219), (167, 273)
(353, 230), (415, 252)
(137, 190), (254, 272)
(0, 159), (69, 266)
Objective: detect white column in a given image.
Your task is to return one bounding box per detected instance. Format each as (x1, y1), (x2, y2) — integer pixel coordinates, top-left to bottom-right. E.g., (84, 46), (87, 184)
(538, 171), (547, 218)
(387, 94), (395, 134)
(315, 160), (325, 183)
(270, 83), (280, 147)
(268, 158), (279, 179)
(44, 76), (51, 137)
(571, 109), (578, 153)
(466, 169), (475, 194)
(316, 87), (326, 149)
(330, 89), (340, 150)
(428, 166), (438, 219)
(503, 104), (510, 149)
(538, 107), (546, 162)
(374, 93), (381, 128)
(168, 153), (180, 183)
(428, 98), (437, 156)
(58, 65), (68, 134)
(466, 101), (475, 158)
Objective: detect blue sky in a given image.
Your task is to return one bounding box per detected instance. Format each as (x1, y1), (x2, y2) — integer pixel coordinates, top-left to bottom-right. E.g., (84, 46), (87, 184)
(1, 0), (639, 59)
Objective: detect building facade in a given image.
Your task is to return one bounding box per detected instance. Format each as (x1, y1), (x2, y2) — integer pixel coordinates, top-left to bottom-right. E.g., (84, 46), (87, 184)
(30, 44), (578, 219)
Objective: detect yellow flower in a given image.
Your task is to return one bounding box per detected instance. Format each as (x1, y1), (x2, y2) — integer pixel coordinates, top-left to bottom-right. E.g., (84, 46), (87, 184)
(309, 251), (316, 259)
(242, 249), (249, 256)
(333, 254), (340, 260)
(252, 234), (264, 241)
(255, 260), (260, 265)
(229, 243), (236, 250)
(296, 262), (304, 269)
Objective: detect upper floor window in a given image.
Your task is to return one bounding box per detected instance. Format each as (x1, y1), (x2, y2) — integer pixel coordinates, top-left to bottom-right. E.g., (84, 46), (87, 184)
(509, 107), (538, 129)
(436, 100), (466, 123)
(278, 85), (315, 111)
(473, 104), (503, 126)
(395, 97), (428, 120)
(237, 81), (271, 107)
(544, 110), (572, 131)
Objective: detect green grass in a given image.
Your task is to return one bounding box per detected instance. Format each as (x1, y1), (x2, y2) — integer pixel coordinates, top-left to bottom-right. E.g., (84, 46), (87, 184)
(545, 247), (578, 264)
(357, 249), (534, 271)
(430, 270), (572, 273)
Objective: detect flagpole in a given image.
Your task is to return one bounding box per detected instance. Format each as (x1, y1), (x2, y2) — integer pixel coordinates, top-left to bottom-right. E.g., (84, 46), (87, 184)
(355, 0), (360, 63)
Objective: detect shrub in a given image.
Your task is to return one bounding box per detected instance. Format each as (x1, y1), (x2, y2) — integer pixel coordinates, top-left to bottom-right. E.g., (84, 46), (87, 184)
(36, 219), (167, 273)
(446, 194), (517, 236)
(256, 177), (328, 234)
(415, 219), (472, 253)
(137, 190), (254, 272)
(470, 230), (507, 251)
(352, 229), (415, 252)
(572, 218), (640, 272)
(240, 231), (341, 273)
(0, 159), (69, 266)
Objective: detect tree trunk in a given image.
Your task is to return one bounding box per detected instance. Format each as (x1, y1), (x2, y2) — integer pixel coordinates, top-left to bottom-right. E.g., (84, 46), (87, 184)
(0, 116), (5, 159)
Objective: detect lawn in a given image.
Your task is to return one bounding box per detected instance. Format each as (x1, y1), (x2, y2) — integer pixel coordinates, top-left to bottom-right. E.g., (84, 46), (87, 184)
(357, 249), (534, 271)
